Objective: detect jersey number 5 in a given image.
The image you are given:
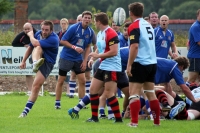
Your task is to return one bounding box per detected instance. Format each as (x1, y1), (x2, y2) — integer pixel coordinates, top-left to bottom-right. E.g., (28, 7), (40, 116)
(146, 27), (153, 40)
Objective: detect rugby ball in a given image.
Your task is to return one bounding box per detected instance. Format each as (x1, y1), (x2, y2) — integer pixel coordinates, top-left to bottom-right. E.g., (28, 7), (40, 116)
(113, 7), (126, 26)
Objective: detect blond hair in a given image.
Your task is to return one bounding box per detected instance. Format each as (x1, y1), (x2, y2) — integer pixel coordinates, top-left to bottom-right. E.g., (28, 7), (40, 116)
(60, 18), (69, 24)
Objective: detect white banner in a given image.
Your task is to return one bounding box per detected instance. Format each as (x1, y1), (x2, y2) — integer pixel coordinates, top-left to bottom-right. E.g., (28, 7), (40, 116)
(0, 46), (188, 77)
(0, 46), (62, 75)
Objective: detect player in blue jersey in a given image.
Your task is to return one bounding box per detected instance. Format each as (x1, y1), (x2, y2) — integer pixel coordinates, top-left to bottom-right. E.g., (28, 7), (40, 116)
(119, 46), (196, 105)
(154, 15), (178, 59)
(68, 14), (96, 100)
(54, 11), (94, 109)
(85, 12), (122, 123)
(126, 2), (160, 127)
(118, 22), (131, 48)
(155, 57), (196, 103)
(19, 20), (59, 117)
(187, 9), (200, 86)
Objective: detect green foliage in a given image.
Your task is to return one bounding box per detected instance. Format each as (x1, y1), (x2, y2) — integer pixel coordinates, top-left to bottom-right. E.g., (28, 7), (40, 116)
(1, 0), (200, 20)
(169, 1), (200, 19)
(0, 0), (13, 19)
(0, 95), (199, 133)
(174, 33), (188, 47)
(0, 30), (15, 46)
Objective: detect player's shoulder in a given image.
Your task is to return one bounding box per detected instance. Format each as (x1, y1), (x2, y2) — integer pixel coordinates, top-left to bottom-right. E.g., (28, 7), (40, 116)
(106, 27), (117, 35)
(129, 19), (140, 29)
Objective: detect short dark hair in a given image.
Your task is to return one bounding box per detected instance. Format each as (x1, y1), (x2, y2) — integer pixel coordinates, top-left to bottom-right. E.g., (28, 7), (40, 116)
(94, 12), (108, 25)
(197, 9), (200, 16)
(41, 20), (54, 31)
(124, 21), (131, 28)
(128, 2), (144, 17)
(82, 11), (93, 18)
(174, 56), (190, 70)
(149, 12), (159, 19)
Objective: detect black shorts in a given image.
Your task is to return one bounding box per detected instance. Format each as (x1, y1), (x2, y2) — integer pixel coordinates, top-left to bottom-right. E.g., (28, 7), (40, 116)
(188, 58), (200, 72)
(39, 61), (54, 79)
(129, 62), (157, 83)
(189, 101), (200, 112)
(117, 72), (129, 89)
(59, 58), (85, 76)
(94, 69), (118, 82)
(71, 61), (92, 72)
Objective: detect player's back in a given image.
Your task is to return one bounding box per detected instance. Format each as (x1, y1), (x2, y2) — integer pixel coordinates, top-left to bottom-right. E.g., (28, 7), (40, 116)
(129, 18), (157, 65)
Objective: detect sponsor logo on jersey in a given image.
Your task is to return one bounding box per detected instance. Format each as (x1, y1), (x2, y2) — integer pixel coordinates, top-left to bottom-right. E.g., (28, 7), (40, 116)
(109, 41), (114, 45)
(130, 35), (134, 40)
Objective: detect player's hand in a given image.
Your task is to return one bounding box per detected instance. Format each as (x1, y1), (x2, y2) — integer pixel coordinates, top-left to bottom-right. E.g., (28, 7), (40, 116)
(80, 61), (87, 71)
(20, 62), (26, 69)
(195, 98), (200, 102)
(126, 65), (132, 77)
(75, 47), (84, 54)
(171, 53), (178, 59)
(88, 59), (94, 68)
(27, 31), (34, 37)
(89, 52), (99, 58)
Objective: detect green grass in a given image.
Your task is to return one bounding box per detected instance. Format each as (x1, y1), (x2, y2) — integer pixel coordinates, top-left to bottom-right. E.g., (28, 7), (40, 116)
(0, 94), (199, 133)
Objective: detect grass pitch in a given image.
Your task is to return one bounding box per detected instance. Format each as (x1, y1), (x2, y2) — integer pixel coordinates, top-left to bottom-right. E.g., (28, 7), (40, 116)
(0, 93), (199, 133)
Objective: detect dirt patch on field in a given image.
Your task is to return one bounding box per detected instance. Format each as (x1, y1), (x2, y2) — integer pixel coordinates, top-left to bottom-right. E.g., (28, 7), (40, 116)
(0, 75), (186, 94)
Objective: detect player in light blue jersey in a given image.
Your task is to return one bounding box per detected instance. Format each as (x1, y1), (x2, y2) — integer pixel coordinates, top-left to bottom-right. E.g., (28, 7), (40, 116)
(154, 15), (178, 59)
(126, 2), (159, 127)
(86, 12), (122, 123)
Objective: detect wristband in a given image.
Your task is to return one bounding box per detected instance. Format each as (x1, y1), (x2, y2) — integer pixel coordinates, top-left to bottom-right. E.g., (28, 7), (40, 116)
(71, 45), (77, 50)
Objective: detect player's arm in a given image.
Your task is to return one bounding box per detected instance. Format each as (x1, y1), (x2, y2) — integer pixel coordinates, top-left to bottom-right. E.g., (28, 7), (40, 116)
(179, 84), (197, 103)
(84, 43), (91, 62)
(27, 31), (40, 47)
(127, 28), (139, 69)
(170, 42), (178, 58)
(20, 46), (34, 69)
(98, 39), (119, 59)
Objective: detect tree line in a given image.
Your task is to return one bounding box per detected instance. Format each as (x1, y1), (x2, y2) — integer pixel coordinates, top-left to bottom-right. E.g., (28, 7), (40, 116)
(1, 0), (200, 20)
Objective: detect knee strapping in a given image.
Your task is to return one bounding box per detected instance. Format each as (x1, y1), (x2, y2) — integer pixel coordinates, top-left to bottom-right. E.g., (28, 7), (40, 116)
(129, 95), (140, 100)
(143, 90), (155, 93)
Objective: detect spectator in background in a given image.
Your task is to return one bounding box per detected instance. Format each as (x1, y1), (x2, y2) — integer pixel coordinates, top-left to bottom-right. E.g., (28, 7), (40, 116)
(149, 12), (159, 29)
(154, 15), (178, 59)
(12, 22), (37, 95)
(55, 18), (70, 98)
(187, 9), (200, 86)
